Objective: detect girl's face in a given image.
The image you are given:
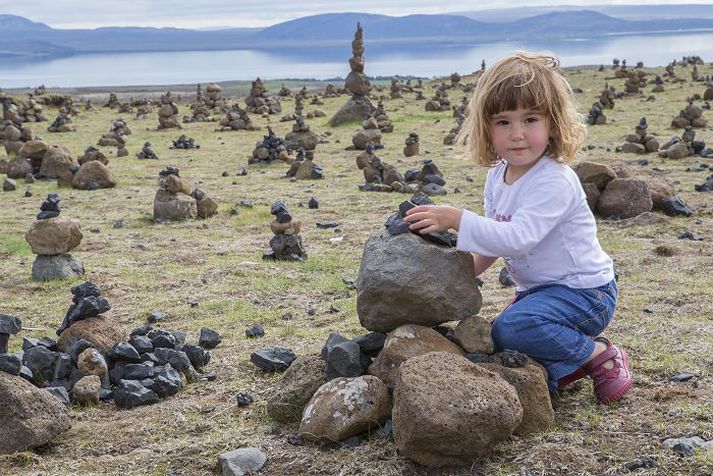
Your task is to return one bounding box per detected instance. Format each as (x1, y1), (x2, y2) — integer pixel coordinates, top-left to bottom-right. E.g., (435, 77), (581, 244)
(489, 107), (551, 169)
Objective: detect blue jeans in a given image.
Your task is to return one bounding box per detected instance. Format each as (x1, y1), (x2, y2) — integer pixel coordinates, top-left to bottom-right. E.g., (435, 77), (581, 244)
(491, 279), (618, 391)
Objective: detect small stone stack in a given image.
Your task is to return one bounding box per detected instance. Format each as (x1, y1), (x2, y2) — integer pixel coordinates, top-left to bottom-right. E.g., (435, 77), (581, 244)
(136, 141), (159, 160)
(444, 113), (465, 145)
(330, 23), (376, 126)
(285, 114), (318, 151)
(77, 146), (108, 166)
(104, 93), (119, 108)
(598, 84), (616, 109)
(370, 101), (393, 133)
(219, 104), (257, 131)
(323, 84), (339, 97)
(425, 86), (451, 112)
(358, 152), (413, 194)
(620, 117), (659, 154)
(587, 101), (606, 125)
(352, 116), (383, 150)
(157, 92), (181, 130)
(624, 70), (647, 94)
(263, 200), (307, 261)
(286, 149), (323, 180)
(16, 96), (46, 123)
(671, 100), (708, 128)
(245, 78), (281, 115)
(133, 98), (153, 120)
(403, 132), (420, 157)
(651, 75), (665, 93)
(38, 145), (76, 180)
(153, 166), (196, 222)
(47, 113), (74, 133)
(250, 127), (290, 165)
(390, 77), (403, 99)
(97, 119), (130, 157)
(205, 83), (224, 108)
(278, 84), (293, 97)
(170, 135), (199, 150)
(659, 127), (706, 159)
(25, 194), (85, 281)
(1, 119), (35, 158)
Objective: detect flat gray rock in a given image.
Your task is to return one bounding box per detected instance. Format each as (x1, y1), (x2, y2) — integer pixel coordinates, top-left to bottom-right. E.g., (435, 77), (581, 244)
(219, 447), (267, 476)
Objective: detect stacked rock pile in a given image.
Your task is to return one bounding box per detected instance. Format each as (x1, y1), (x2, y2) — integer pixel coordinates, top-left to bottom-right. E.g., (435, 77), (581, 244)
(620, 117), (659, 154)
(370, 100), (393, 133)
(444, 113), (465, 145)
(153, 166), (218, 222)
(245, 77), (281, 115)
(170, 135), (199, 149)
(255, 200), (556, 467)
(403, 132), (419, 157)
(1, 119), (35, 156)
(60, 154), (116, 190)
(47, 113), (74, 133)
(671, 100), (708, 128)
(204, 83), (225, 108)
(651, 75), (665, 93)
(104, 93), (119, 108)
(25, 194), (85, 281)
(220, 104), (258, 131)
(133, 98), (153, 120)
(424, 86), (451, 112)
(285, 114), (318, 151)
(587, 102), (606, 125)
(286, 149), (323, 180)
(575, 161), (692, 218)
(659, 127), (707, 159)
(403, 159), (448, 196)
(330, 23), (376, 126)
(390, 77), (403, 99)
(77, 146), (108, 166)
(263, 200), (307, 261)
(137, 141), (159, 160)
(352, 115), (383, 150)
(249, 127), (290, 165)
(278, 84), (293, 97)
(157, 92), (181, 130)
(97, 119), (130, 157)
(356, 144), (410, 194)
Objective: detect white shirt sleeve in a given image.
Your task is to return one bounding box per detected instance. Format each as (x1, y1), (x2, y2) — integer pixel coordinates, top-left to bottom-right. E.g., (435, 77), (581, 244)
(483, 169), (493, 219)
(457, 174), (576, 257)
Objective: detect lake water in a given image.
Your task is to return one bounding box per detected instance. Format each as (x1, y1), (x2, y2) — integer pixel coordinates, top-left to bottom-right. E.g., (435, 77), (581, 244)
(2, 31), (713, 88)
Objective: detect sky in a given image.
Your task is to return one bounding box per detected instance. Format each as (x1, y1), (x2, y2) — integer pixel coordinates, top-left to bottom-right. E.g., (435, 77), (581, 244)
(3, 0), (710, 29)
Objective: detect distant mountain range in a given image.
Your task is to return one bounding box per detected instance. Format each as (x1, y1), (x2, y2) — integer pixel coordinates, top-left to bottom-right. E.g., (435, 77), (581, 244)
(2, 8), (713, 58)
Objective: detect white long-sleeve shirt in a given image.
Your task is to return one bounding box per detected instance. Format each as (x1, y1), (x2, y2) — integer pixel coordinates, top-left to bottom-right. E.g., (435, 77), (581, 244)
(456, 157), (614, 292)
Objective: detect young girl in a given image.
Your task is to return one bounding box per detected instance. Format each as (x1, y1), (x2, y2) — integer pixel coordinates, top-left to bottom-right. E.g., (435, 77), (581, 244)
(403, 51), (631, 404)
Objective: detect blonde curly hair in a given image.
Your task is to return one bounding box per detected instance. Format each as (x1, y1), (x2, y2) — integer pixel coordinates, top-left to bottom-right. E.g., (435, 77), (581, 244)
(457, 51), (586, 166)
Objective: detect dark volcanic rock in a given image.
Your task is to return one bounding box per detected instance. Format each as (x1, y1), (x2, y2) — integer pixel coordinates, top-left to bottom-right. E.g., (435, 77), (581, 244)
(250, 347), (297, 372)
(199, 327), (221, 349)
(113, 380), (159, 409)
(108, 342), (141, 363)
(183, 344), (210, 369)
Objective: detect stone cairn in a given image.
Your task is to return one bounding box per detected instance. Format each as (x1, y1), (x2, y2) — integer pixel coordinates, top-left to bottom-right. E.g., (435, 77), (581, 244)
(624, 70), (647, 95)
(258, 195), (558, 467)
(104, 93), (119, 108)
(263, 200), (307, 261)
(352, 115), (383, 150)
(47, 112), (74, 133)
(97, 119), (130, 157)
(170, 135), (199, 150)
(281, 95), (304, 122)
(425, 85), (451, 112)
(4, 281), (222, 412)
(390, 77), (403, 99)
(219, 104), (257, 131)
(286, 149), (323, 180)
(184, 83), (225, 122)
(25, 194), (85, 281)
(245, 78), (282, 115)
(117, 102), (133, 114)
(78, 146), (108, 166)
(587, 101), (606, 125)
(703, 83), (713, 101)
(659, 127), (706, 159)
(63, 155), (116, 190)
(323, 84), (339, 98)
(285, 114), (318, 151)
(9, 137), (48, 177)
(278, 84), (293, 97)
(1, 119), (35, 160)
(452, 96), (469, 118)
(136, 141), (158, 160)
(671, 100), (708, 129)
(651, 75), (665, 93)
(357, 146), (414, 194)
(329, 23), (376, 126)
(620, 117), (659, 154)
(403, 132), (420, 157)
(575, 160), (691, 218)
(157, 92), (181, 130)
(249, 127), (290, 165)
(449, 72), (462, 89)
(12, 95), (46, 123)
(152, 166), (217, 222)
(598, 83), (616, 109)
(444, 113), (466, 145)
(133, 98), (153, 120)
(370, 100), (393, 133)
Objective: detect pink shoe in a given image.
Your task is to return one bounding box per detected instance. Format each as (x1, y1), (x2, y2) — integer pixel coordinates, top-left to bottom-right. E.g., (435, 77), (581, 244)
(585, 338), (632, 404)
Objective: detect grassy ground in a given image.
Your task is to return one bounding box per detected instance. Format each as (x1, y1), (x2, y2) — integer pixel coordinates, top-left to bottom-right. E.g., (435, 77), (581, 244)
(1, 63), (712, 475)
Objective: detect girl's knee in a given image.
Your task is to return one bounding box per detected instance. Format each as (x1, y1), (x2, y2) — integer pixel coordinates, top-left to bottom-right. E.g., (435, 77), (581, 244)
(491, 317), (518, 350)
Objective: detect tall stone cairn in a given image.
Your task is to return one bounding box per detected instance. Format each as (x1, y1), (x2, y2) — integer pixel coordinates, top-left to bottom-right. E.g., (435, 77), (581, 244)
(330, 22), (376, 126)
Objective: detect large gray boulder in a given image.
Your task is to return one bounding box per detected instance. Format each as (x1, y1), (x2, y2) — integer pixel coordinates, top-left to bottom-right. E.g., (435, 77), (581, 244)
(0, 371), (71, 454)
(31, 254), (84, 281)
(357, 230), (482, 332)
(392, 352), (522, 467)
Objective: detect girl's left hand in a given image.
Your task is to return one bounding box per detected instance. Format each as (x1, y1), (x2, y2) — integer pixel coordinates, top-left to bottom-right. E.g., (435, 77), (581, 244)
(403, 205), (462, 234)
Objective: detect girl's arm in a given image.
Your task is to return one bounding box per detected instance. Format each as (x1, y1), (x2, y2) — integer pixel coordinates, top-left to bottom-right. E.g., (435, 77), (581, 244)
(472, 253), (498, 276)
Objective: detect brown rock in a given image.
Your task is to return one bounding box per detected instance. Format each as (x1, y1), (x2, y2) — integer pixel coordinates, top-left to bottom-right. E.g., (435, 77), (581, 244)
(270, 219), (301, 235)
(25, 217), (83, 255)
(266, 354), (327, 423)
(644, 138), (660, 152)
(163, 174), (192, 195)
(574, 161), (617, 191)
(581, 182), (601, 212)
(72, 375), (101, 405)
(453, 315), (494, 354)
(39, 145), (75, 178)
(72, 161), (116, 189)
(621, 142), (646, 154)
(7, 157), (32, 179)
(392, 352), (522, 467)
(642, 176), (675, 207)
(0, 371), (71, 455)
(663, 142), (690, 159)
(57, 315), (127, 354)
(369, 324), (465, 389)
(479, 353), (554, 435)
(610, 161), (633, 179)
(77, 348), (108, 376)
(352, 129), (382, 150)
(196, 196), (218, 219)
(153, 189), (197, 222)
(299, 375), (391, 442)
(18, 140), (49, 159)
(597, 178), (652, 218)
